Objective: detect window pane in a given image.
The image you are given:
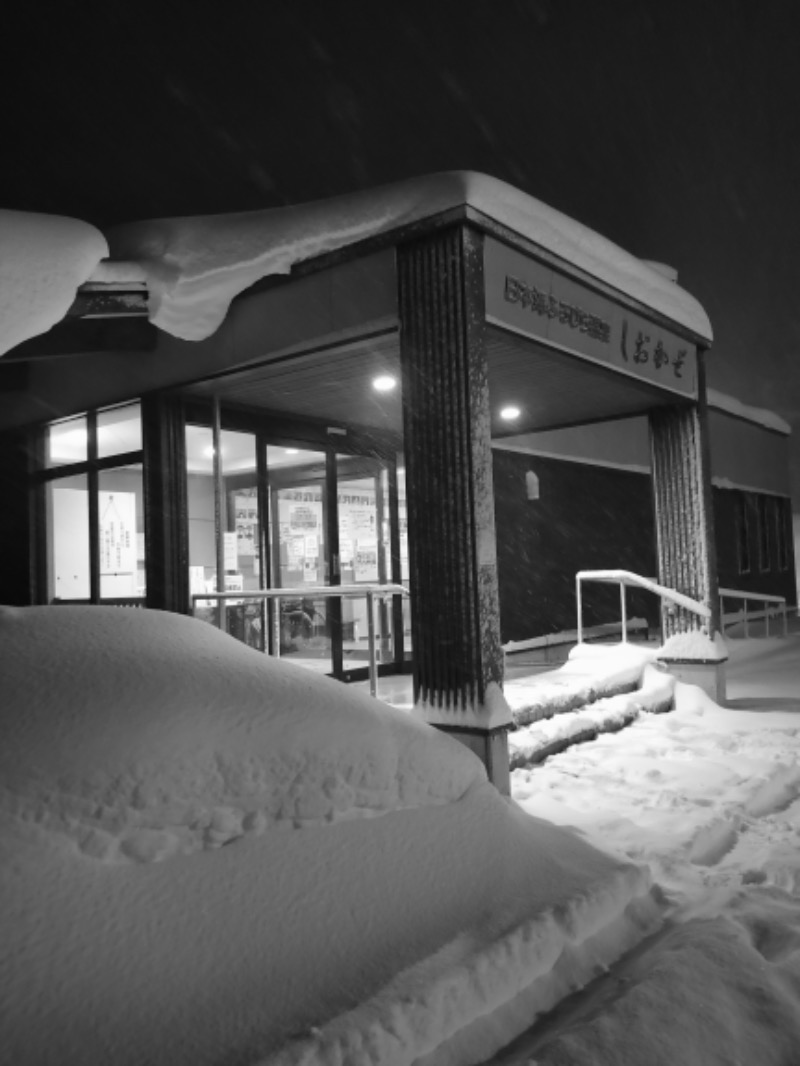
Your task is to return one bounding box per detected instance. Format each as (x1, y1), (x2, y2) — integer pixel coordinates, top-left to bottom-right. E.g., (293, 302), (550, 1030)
(736, 493), (750, 574)
(757, 495), (770, 571)
(186, 426), (265, 651)
(46, 475), (90, 600)
(46, 415), (87, 468)
(186, 425), (216, 601)
(97, 403), (142, 458)
(98, 466), (145, 600)
(267, 445), (332, 671)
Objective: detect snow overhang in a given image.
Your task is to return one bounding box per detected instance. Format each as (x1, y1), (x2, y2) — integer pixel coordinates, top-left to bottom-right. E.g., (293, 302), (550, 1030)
(707, 387), (791, 434)
(102, 171), (713, 346)
(0, 210), (109, 357)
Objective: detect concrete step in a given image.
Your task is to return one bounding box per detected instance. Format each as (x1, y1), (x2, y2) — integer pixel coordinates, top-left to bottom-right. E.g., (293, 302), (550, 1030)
(505, 644), (675, 770)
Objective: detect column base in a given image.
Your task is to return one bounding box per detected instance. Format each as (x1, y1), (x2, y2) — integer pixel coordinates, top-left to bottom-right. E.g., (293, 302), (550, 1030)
(658, 657), (727, 705)
(433, 724), (511, 795)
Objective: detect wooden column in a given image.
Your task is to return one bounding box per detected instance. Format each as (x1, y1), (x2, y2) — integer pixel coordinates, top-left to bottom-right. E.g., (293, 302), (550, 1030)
(649, 349), (725, 698)
(397, 224), (511, 791)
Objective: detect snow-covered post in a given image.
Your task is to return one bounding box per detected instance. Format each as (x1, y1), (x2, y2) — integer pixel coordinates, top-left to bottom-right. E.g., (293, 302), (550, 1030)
(649, 347), (726, 702)
(397, 223), (512, 793)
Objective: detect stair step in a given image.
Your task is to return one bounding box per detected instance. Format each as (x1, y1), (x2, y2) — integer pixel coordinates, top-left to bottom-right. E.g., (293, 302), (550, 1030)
(504, 643), (656, 728)
(508, 662), (676, 770)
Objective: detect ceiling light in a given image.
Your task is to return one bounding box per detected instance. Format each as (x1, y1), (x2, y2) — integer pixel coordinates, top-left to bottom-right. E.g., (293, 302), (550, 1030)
(499, 405), (522, 421)
(285, 448), (299, 455)
(372, 374), (397, 393)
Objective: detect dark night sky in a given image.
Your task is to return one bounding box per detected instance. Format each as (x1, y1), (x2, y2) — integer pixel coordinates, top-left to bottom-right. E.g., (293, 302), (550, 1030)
(3, 0), (800, 495)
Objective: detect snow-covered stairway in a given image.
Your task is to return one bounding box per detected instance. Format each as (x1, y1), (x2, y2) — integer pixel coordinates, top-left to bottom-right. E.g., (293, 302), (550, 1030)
(505, 643), (676, 770)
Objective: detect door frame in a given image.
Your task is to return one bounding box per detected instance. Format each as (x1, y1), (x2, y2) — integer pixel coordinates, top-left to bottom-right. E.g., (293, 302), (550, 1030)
(182, 399), (407, 682)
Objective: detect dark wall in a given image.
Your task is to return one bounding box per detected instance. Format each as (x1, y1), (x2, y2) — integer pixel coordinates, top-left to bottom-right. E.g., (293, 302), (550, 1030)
(492, 450), (658, 642)
(0, 430), (34, 605)
(493, 451), (799, 645)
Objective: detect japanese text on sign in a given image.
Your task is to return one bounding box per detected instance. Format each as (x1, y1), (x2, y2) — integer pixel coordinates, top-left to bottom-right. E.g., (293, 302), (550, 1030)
(504, 274), (611, 343)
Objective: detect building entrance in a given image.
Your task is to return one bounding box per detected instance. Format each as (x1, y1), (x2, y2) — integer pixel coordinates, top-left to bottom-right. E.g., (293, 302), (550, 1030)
(185, 421), (408, 683)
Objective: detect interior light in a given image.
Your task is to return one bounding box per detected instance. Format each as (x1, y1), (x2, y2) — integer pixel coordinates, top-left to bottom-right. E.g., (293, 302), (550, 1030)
(285, 448), (299, 455)
(372, 375), (397, 393)
(49, 427), (88, 460)
(499, 405), (522, 421)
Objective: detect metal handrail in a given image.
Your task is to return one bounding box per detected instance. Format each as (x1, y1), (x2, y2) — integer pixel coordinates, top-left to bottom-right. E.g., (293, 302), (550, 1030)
(191, 583), (409, 696)
(575, 569), (710, 645)
(719, 586), (788, 638)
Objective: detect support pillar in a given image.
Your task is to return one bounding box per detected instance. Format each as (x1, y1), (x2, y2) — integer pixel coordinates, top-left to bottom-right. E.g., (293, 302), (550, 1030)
(649, 349), (726, 702)
(397, 224), (511, 792)
(142, 394), (189, 614)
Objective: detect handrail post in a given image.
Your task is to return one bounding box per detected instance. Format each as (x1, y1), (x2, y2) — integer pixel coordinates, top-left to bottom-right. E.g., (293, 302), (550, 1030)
(765, 600), (770, 638)
(620, 581), (628, 643)
(272, 593), (282, 659)
(366, 590), (377, 697)
(576, 574), (584, 643)
(743, 600), (749, 638)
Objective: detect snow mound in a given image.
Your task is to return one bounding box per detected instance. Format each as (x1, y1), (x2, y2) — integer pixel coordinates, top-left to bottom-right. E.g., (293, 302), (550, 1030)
(0, 606), (484, 863)
(0, 210), (108, 356)
(659, 629), (728, 662)
(105, 171), (712, 343)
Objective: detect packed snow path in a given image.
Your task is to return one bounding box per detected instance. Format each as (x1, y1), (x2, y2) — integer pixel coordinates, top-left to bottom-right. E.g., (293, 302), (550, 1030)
(496, 630), (800, 1065)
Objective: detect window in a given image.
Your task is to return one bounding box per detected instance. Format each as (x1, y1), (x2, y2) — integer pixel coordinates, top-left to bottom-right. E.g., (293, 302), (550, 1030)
(757, 495), (770, 571)
(40, 404), (146, 603)
(776, 496), (790, 572)
(735, 492), (751, 574)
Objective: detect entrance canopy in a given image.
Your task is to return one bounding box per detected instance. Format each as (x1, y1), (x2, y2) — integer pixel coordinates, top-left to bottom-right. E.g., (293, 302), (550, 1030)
(0, 171), (712, 433)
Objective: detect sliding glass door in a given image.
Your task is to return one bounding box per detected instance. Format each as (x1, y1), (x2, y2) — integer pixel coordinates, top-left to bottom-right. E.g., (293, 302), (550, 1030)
(185, 416), (408, 681)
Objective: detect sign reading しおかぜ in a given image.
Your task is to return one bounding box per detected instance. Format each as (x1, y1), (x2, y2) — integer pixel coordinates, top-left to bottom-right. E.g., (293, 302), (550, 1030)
(483, 237), (698, 398)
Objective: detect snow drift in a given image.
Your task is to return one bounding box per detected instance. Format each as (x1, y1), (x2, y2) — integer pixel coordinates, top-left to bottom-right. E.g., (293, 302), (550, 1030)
(0, 605), (657, 1066)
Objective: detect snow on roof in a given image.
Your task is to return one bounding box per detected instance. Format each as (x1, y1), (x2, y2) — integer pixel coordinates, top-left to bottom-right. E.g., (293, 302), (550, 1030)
(104, 171), (713, 344)
(707, 387), (792, 434)
(0, 210), (108, 357)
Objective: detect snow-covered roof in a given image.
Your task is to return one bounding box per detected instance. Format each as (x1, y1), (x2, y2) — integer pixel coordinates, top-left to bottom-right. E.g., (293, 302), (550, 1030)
(0, 174), (712, 358)
(707, 387), (791, 434)
(0, 209), (108, 357)
(102, 171), (713, 345)
(0, 173), (713, 359)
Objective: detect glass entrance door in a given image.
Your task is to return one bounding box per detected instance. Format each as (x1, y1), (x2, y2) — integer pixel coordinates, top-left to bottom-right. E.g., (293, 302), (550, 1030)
(267, 445), (334, 674)
(186, 422), (407, 682)
(336, 456), (395, 676)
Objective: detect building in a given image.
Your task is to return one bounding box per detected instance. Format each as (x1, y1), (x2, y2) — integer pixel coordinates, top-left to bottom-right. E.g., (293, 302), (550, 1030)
(1, 172), (795, 790)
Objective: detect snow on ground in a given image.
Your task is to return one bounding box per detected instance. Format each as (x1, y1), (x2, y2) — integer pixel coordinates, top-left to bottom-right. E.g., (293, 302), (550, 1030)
(3, 606), (800, 1066)
(104, 171), (712, 343)
(505, 630), (800, 1065)
(0, 210), (108, 356)
(0, 606), (658, 1066)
